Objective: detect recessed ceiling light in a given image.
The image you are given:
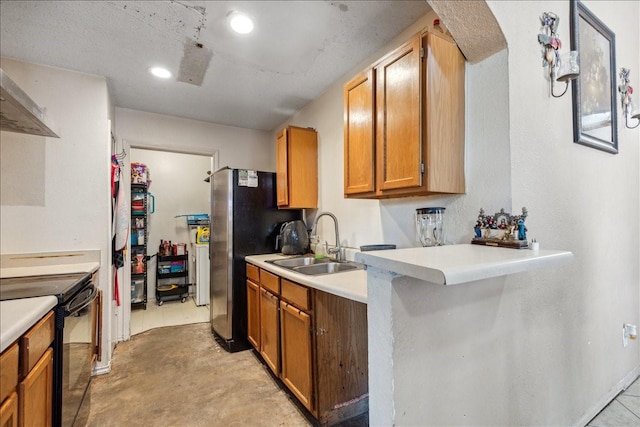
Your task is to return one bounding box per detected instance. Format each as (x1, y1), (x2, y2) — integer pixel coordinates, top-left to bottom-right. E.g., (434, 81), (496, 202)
(229, 12), (254, 34)
(149, 67), (172, 79)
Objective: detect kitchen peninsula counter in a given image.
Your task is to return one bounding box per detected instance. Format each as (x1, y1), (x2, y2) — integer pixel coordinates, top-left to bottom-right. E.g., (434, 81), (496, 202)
(356, 243), (574, 426)
(247, 245), (573, 303)
(354, 243), (573, 285)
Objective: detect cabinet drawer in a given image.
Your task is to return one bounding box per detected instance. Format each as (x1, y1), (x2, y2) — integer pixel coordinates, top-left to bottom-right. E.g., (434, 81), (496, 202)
(20, 311), (55, 378)
(260, 269), (280, 295)
(0, 343), (19, 403)
(281, 279), (309, 311)
(246, 263), (260, 282)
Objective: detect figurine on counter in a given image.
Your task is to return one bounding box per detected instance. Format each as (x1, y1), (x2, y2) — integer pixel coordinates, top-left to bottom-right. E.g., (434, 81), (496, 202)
(471, 207), (529, 249)
(517, 219), (527, 241)
(474, 209), (485, 238)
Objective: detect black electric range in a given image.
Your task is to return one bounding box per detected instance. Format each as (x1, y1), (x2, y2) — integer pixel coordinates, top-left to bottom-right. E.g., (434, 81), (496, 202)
(0, 272), (91, 302)
(0, 271), (97, 427)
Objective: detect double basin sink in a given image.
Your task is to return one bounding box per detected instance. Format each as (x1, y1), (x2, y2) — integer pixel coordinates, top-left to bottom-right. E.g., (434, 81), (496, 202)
(266, 256), (364, 276)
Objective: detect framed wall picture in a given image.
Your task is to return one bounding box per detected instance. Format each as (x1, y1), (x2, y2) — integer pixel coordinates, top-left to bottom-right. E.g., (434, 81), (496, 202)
(570, 0), (618, 154)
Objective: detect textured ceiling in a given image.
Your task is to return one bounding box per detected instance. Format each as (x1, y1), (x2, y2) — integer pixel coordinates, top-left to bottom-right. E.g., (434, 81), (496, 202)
(0, 1), (432, 131)
(428, 0), (506, 64)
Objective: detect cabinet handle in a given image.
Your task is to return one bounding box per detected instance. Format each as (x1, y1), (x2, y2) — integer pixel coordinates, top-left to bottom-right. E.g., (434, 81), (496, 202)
(282, 301), (302, 315)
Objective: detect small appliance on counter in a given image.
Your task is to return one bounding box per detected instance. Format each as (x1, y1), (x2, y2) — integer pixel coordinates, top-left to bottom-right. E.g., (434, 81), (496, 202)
(280, 220), (309, 255)
(416, 207), (446, 247)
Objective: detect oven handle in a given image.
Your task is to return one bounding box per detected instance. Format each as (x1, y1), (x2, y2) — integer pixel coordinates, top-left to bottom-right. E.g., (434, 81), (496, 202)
(64, 283), (99, 316)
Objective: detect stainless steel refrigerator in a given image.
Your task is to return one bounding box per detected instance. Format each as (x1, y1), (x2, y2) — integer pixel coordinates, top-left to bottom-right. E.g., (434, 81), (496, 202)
(210, 167), (302, 352)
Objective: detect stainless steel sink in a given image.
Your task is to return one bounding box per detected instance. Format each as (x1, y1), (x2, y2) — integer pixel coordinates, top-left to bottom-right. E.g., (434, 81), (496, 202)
(269, 256), (331, 268)
(292, 261), (363, 275)
(266, 256), (364, 275)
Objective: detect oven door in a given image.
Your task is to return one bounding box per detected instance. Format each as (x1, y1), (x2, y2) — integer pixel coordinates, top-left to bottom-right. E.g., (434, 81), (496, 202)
(62, 283), (98, 427)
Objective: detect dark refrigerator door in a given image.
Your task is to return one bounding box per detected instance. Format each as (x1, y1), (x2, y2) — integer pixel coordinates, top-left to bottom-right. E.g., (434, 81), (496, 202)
(232, 170), (300, 257)
(210, 169), (302, 351)
(228, 170), (301, 351)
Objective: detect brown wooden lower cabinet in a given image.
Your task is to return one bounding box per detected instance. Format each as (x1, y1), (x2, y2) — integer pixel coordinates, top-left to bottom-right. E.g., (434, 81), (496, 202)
(280, 301), (313, 411)
(0, 310), (54, 427)
(0, 392), (18, 427)
(246, 262), (368, 425)
(259, 287), (280, 375)
(246, 279), (261, 349)
(19, 347), (53, 427)
(314, 291), (368, 425)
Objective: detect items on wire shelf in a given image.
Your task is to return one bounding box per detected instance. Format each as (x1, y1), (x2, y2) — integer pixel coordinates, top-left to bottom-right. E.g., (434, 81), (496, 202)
(156, 240), (190, 306)
(130, 175), (150, 310)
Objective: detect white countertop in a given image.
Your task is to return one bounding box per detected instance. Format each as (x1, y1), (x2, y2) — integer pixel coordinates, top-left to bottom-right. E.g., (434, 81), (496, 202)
(1, 296), (57, 352)
(355, 243), (573, 285)
(0, 262), (100, 278)
(1, 250), (102, 353)
(245, 254), (368, 304)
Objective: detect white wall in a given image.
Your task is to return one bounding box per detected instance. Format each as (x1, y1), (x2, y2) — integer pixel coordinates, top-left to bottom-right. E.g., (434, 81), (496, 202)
(114, 107), (274, 338)
(493, 0), (640, 423)
(129, 148), (211, 301)
(116, 108), (273, 172)
(0, 57), (113, 372)
(276, 1), (639, 425)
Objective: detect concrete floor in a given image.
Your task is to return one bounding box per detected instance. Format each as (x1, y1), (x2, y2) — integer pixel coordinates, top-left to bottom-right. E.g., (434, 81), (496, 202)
(86, 322), (313, 426)
(86, 310), (637, 426)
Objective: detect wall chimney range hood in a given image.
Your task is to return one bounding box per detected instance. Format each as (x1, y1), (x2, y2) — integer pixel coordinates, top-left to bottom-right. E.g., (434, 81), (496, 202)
(0, 68), (59, 138)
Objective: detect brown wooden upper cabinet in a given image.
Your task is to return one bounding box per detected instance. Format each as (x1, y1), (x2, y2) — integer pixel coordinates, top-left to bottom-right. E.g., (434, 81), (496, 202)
(276, 126), (318, 209)
(344, 30), (466, 199)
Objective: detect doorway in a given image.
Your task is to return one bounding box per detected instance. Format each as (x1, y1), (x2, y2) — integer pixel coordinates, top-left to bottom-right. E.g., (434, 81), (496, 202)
(125, 147), (217, 337)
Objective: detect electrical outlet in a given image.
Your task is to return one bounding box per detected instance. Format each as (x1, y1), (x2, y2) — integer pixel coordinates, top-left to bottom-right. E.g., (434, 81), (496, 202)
(622, 323), (638, 347)
(627, 323), (637, 339)
(623, 325), (629, 347)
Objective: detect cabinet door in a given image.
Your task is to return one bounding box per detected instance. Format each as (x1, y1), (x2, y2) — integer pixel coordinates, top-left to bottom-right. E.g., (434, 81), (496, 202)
(343, 69), (375, 195)
(0, 391), (18, 427)
(276, 126), (318, 209)
(246, 279), (261, 349)
(287, 127), (318, 208)
(376, 35), (422, 191)
(259, 288), (280, 375)
(276, 128), (289, 207)
(19, 347), (53, 427)
(314, 291), (368, 422)
(424, 32), (466, 193)
(280, 302), (313, 411)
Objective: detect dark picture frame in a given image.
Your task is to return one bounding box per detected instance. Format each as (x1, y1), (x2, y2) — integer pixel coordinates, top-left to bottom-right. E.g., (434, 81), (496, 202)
(570, 0), (618, 154)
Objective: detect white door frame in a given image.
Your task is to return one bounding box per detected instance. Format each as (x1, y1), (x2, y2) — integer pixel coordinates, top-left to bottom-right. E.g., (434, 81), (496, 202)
(116, 139), (219, 342)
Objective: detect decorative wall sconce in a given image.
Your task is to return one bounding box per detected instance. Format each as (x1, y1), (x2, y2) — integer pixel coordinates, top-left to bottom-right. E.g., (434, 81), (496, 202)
(618, 68), (640, 129)
(538, 12), (580, 98)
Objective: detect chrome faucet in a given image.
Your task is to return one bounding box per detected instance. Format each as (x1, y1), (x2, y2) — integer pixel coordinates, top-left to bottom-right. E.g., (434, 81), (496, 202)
(310, 212), (342, 261)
